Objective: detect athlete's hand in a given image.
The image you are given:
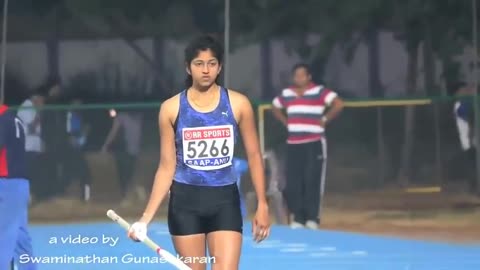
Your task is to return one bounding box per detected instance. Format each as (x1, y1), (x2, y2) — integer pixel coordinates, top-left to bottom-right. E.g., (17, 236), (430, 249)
(252, 202), (270, 243)
(127, 221), (148, 242)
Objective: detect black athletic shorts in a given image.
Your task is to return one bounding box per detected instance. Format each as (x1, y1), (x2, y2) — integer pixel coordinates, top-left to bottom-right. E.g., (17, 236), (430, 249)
(167, 181), (243, 236)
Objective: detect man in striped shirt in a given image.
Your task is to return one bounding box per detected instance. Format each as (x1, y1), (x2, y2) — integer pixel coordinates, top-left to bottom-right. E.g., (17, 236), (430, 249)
(272, 63), (344, 229)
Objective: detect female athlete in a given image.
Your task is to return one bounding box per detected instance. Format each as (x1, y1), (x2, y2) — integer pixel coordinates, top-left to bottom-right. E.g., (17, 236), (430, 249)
(128, 34), (271, 270)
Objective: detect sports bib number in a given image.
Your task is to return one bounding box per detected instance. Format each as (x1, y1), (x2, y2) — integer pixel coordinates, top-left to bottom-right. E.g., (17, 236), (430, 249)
(182, 125), (234, 171)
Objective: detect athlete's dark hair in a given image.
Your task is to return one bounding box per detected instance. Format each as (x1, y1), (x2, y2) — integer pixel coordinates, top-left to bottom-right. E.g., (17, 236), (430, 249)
(292, 63), (312, 75)
(184, 34), (224, 88)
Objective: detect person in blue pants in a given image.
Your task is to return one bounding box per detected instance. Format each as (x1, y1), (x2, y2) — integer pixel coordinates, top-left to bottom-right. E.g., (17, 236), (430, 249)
(233, 157), (248, 218)
(0, 104), (37, 270)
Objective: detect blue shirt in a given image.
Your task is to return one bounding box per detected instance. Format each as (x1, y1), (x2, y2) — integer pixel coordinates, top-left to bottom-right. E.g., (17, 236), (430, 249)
(173, 87), (239, 186)
(0, 105), (27, 179)
(67, 111), (86, 148)
(454, 99), (471, 122)
(67, 111), (82, 135)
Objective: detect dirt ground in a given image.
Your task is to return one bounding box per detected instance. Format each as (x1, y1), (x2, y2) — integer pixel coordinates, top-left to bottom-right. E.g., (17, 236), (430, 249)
(29, 188), (480, 244)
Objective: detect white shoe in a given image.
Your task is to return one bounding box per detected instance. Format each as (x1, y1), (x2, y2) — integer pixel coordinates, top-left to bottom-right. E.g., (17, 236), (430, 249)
(305, 220), (318, 230)
(290, 221), (304, 229)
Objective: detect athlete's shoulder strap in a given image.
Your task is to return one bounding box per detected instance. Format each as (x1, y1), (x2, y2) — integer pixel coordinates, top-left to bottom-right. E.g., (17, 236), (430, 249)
(173, 90), (187, 132)
(221, 86), (232, 103)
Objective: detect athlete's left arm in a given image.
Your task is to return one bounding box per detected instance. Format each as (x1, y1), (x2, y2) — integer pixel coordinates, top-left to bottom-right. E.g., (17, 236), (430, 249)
(235, 93), (268, 207)
(322, 91), (344, 126)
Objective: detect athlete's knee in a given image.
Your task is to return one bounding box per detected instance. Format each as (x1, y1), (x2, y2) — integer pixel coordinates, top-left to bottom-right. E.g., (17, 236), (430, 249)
(210, 255), (239, 270)
(207, 232), (241, 270)
(174, 250), (207, 270)
(184, 262), (207, 270)
(211, 263), (238, 270)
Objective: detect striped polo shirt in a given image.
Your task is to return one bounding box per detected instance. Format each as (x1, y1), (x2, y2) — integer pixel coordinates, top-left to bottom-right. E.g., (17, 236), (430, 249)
(272, 84), (338, 144)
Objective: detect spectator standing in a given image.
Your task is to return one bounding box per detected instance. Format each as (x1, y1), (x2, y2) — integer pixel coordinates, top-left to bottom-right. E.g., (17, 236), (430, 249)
(64, 97), (92, 201)
(0, 103), (37, 270)
(16, 93), (46, 202)
(40, 78), (69, 198)
(448, 82), (478, 194)
(101, 108), (144, 205)
(271, 63), (344, 229)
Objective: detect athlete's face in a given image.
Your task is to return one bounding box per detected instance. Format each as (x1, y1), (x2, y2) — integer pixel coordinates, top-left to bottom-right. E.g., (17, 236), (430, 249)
(293, 67), (312, 88)
(188, 49), (222, 88)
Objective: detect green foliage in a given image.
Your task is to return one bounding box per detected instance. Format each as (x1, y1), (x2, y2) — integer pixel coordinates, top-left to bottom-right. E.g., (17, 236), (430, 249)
(63, 0), (198, 38)
(24, 0), (63, 16)
(11, 0), (478, 89)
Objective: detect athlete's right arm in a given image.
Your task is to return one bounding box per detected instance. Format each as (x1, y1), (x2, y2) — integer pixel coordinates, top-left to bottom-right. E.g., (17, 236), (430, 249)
(139, 99), (178, 224)
(272, 94), (288, 127)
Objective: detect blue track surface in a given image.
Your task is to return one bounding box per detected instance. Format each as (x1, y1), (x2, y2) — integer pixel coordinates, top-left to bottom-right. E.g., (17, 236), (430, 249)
(24, 221), (480, 270)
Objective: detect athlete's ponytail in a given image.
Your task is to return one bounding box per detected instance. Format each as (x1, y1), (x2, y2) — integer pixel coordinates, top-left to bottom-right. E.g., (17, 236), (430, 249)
(185, 74), (193, 88)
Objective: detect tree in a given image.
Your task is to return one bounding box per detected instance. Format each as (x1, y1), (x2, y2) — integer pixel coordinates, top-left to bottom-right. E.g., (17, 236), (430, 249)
(387, 0), (474, 185)
(221, 0), (391, 97)
(62, 0), (203, 92)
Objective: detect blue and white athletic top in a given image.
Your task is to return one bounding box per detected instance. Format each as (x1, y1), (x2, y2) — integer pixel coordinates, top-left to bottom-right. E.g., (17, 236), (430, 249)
(173, 87), (239, 186)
